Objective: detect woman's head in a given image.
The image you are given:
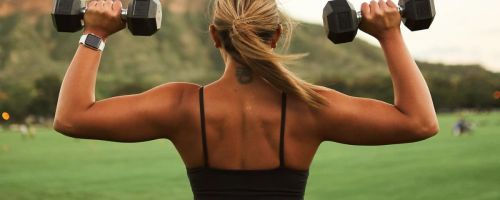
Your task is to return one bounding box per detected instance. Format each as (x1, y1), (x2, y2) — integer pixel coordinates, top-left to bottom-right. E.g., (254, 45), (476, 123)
(210, 0), (327, 108)
(211, 0), (285, 48)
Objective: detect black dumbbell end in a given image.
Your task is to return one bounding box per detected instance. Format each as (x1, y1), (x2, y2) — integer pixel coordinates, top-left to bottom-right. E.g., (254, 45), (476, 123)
(52, 0), (84, 32)
(127, 0), (162, 36)
(403, 17), (434, 31)
(128, 18), (160, 36)
(323, 0), (359, 44)
(400, 0), (436, 31)
(51, 14), (84, 32)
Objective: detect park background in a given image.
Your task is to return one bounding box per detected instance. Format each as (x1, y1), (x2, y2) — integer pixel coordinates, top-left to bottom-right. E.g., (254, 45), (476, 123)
(0, 0), (499, 199)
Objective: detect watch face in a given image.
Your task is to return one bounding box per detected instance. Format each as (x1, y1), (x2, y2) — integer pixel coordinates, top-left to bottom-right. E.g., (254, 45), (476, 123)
(85, 34), (101, 49)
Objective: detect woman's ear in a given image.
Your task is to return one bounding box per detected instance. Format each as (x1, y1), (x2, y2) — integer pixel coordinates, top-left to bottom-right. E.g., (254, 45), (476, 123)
(271, 24), (282, 49)
(209, 25), (222, 48)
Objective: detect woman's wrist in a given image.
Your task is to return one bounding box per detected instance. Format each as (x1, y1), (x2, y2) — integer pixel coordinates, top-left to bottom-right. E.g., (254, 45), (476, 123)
(83, 28), (109, 42)
(377, 28), (402, 44)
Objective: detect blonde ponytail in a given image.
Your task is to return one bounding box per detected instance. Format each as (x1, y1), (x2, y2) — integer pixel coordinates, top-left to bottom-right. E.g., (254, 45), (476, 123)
(212, 0), (327, 108)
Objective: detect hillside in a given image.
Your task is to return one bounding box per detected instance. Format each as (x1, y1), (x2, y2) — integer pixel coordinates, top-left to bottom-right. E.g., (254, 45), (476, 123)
(0, 0), (498, 120)
(0, 0), (206, 16)
(0, 0), (390, 89)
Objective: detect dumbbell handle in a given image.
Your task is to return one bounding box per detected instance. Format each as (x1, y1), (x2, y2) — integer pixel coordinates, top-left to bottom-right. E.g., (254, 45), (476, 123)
(355, 5), (404, 23)
(81, 7), (128, 20)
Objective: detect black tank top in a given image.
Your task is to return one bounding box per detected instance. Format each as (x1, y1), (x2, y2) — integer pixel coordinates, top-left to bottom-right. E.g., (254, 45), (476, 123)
(186, 87), (309, 200)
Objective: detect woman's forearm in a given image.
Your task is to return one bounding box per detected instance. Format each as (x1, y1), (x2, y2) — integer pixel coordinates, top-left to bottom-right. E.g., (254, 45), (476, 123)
(379, 30), (438, 131)
(55, 45), (101, 121)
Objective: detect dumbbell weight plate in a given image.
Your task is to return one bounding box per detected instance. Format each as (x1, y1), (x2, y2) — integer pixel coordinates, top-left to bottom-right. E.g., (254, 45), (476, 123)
(399, 0), (436, 31)
(52, 0), (84, 32)
(127, 0), (162, 36)
(323, 0), (359, 44)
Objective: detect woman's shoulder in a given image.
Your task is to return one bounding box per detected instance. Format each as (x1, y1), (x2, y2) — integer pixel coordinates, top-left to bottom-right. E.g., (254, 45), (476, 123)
(145, 82), (203, 113)
(311, 85), (352, 106)
(152, 82), (201, 92)
(140, 82), (202, 136)
(307, 84), (358, 120)
(146, 82), (201, 101)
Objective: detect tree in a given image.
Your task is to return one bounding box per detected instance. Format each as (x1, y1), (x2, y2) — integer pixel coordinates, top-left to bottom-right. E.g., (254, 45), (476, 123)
(28, 74), (61, 118)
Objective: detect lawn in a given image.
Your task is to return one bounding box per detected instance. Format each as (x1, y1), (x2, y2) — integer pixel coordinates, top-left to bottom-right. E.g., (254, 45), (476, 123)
(1, 112), (499, 200)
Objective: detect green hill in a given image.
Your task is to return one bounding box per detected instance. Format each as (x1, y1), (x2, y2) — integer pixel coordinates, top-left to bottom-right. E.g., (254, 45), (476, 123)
(0, 0), (498, 121)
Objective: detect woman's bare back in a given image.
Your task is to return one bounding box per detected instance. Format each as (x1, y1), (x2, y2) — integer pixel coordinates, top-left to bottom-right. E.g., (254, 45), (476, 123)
(171, 82), (322, 171)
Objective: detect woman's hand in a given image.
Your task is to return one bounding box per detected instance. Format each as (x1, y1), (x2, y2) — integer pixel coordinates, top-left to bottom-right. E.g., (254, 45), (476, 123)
(83, 0), (126, 41)
(359, 0), (402, 41)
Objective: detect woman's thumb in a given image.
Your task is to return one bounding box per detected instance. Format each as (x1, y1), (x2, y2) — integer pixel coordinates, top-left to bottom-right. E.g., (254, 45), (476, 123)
(113, 0), (123, 12)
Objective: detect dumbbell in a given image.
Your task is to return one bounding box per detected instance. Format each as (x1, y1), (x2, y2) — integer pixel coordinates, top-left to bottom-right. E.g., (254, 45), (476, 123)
(51, 0), (162, 36)
(323, 0), (435, 44)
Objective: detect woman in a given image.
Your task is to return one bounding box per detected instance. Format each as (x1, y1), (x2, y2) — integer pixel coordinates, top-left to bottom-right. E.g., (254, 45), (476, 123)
(54, 0), (439, 199)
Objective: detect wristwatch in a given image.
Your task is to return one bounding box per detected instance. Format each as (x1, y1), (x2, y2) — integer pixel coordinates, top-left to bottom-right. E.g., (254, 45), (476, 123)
(79, 34), (105, 51)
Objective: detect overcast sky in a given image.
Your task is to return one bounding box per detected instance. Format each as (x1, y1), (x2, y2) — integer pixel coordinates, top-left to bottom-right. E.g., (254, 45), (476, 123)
(279, 0), (500, 72)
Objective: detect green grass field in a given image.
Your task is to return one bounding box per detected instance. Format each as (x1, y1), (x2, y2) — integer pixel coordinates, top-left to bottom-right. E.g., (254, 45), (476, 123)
(1, 112), (499, 200)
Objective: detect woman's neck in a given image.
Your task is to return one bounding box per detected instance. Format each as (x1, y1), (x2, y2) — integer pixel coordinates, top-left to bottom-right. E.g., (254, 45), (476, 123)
(213, 54), (277, 94)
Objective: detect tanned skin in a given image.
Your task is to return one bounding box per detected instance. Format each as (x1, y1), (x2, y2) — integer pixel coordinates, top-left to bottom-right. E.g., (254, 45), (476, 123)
(54, 0), (438, 171)
(236, 66), (254, 84)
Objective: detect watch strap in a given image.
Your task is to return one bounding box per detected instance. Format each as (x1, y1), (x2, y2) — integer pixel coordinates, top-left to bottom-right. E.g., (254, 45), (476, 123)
(79, 34), (105, 51)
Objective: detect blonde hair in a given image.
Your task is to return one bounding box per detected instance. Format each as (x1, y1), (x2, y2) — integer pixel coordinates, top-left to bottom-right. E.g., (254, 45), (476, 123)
(211, 0), (327, 108)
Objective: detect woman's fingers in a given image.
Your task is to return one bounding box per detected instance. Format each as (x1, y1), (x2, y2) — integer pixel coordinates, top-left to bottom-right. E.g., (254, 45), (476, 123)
(386, 0), (398, 9)
(365, 0), (399, 16)
(87, 0), (98, 10)
(370, 0), (384, 16)
(112, 0), (123, 13)
(112, 0), (124, 19)
(96, 0), (104, 8)
(88, 0), (119, 15)
(87, 0), (103, 12)
(361, 2), (371, 17)
(379, 0), (389, 11)
(370, 0), (380, 15)
(386, 0), (400, 14)
(359, 0), (402, 40)
(104, 0), (114, 10)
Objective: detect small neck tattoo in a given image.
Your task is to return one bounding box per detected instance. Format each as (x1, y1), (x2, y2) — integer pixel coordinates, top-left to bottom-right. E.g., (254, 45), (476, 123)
(236, 66), (253, 84)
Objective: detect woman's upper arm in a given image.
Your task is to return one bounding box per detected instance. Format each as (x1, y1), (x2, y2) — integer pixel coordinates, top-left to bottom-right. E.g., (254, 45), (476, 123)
(54, 83), (196, 142)
(315, 89), (436, 145)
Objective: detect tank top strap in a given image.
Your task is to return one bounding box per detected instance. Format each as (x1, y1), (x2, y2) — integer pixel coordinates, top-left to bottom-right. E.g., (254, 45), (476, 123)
(198, 87), (287, 169)
(199, 87), (209, 167)
(279, 92), (287, 168)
